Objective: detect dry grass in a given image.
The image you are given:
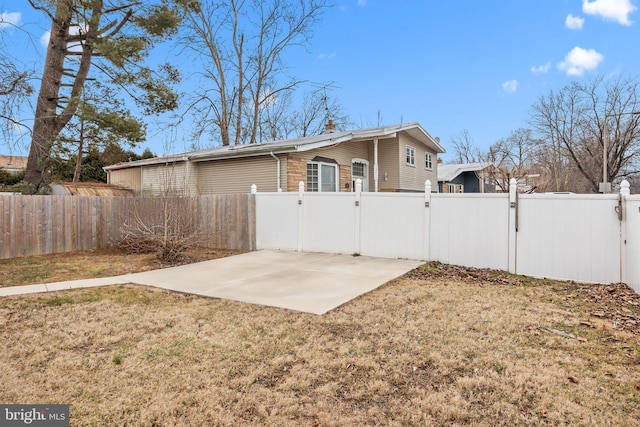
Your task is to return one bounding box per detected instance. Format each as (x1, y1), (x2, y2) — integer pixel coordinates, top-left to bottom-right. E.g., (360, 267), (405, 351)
(1, 272), (639, 425)
(0, 248), (242, 287)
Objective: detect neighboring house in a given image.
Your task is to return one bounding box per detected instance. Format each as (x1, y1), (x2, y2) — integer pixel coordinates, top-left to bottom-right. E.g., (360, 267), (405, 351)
(437, 162), (492, 193)
(0, 155), (28, 174)
(104, 123), (445, 196)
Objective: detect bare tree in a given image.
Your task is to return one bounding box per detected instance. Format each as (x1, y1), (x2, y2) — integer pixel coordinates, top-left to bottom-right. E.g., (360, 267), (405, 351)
(0, 15), (34, 149)
(287, 87), (349, 138)
(179, 0), (328, 146)
(485, 128), (542, 193)
(531, 75), (640, 193)
(449, 129), (482, 163)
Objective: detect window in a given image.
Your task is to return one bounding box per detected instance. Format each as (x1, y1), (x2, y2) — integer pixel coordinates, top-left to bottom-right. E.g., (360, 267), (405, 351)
(405, 145), (416, 166)
(425, 153), (433, 170)
(307, 161), (338, 192)
(351, 159), (369, 192)
(352, 161), (365, 177)
(448, 183), (456, 193)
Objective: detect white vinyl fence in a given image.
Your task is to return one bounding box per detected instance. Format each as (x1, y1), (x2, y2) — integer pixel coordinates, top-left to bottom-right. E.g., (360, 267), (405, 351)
(254, 180), (640, 293)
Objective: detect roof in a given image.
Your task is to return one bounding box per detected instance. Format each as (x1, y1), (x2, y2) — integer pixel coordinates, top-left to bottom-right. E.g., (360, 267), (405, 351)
(49, 182), (136, 197)
(104, 123), (445, 171)
(437, 162), (492, 182)
(0, 155), (28, 171)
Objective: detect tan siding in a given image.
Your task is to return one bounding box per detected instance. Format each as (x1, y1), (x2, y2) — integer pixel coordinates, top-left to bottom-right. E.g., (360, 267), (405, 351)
(186, 162), (198, 195)
(141, 162), (192, 196)
(197, 156), (279, 194)
(398, 133), (438, 191)
(299, 139), (390, 192)
(377, 137), (400, 191)
(306, 140), (370, 165)
(108, 167), (142, 193)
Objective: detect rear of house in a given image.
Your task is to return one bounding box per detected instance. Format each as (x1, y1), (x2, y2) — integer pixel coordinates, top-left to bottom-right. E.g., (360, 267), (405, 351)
(105, 123), (445, 195)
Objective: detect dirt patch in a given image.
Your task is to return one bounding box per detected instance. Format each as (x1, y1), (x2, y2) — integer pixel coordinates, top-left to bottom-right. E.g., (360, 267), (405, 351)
(0, 273), (639, 425)
(0, 248), (243, 287)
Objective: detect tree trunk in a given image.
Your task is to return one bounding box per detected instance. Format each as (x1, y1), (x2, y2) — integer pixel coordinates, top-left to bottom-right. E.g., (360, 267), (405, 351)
(24, 1), (72, 192)
(24, 0), (101, 192)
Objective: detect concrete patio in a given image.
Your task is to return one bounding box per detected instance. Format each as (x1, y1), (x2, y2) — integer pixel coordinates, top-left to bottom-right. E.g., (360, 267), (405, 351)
(0, 250), (423, 315)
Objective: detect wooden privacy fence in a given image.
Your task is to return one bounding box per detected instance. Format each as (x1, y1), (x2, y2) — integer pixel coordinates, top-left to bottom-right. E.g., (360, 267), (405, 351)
(0, 194), (255, 259)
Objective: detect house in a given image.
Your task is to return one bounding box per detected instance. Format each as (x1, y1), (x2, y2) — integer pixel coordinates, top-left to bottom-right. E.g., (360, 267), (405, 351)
(437, 162), (492, 193)
(104, 123), (445, 196)
(0, 155), (28, 174)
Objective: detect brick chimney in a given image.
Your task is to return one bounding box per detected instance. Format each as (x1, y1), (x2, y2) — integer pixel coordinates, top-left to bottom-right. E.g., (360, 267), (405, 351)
(324, 119), (336, 134)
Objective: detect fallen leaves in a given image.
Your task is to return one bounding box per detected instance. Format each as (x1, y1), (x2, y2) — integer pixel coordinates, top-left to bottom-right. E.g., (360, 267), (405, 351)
(407, 262), (640, 337)
(567, 376), (579, 384)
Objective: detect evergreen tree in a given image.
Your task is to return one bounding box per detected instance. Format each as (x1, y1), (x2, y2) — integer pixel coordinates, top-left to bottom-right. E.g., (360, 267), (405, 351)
(24, 0), (182, 193)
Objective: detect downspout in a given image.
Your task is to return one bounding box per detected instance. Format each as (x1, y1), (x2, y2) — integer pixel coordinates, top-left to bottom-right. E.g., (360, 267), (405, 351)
(374, 138), (379, 192)
(270, 152), (281, 192)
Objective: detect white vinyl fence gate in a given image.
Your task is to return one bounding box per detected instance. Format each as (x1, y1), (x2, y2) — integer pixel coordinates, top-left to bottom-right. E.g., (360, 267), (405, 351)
(254, 179), (640, 294)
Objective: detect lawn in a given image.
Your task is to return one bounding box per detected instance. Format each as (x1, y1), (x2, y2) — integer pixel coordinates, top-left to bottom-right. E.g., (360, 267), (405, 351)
(0, 256), (639, 425)
(0, 248), (241, 287)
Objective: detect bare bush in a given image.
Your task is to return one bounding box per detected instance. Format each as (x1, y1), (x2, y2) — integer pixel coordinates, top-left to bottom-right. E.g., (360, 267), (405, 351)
(118, 197), (203, 264)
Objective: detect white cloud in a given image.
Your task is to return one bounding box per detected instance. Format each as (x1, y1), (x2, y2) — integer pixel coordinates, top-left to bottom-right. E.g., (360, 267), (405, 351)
(0, 11), (21, 29)
(583, 0), (637, 25)
(558, 46), (604, 76)
(565, 14), (585, 29)
(531, 62), (551, 74)
(502, 80), (518, 94)
(357, 0), (367, 6)
(318, 52), (337, 60)
(40, 30), (50, 48)
(40, 26), (85, 51)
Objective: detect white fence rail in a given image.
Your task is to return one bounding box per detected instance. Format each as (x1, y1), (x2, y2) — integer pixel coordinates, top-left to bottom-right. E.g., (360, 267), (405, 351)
(254, 180), (640, 293)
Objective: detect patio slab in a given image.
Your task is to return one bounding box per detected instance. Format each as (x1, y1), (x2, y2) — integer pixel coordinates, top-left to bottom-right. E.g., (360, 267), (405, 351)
(2, 250), (423, 315)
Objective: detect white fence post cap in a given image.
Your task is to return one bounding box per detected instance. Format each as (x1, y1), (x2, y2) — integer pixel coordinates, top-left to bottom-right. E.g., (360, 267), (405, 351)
(621, 179), (631, 196)
(250, 184), (257, 194)
(425, 180), (432, 193)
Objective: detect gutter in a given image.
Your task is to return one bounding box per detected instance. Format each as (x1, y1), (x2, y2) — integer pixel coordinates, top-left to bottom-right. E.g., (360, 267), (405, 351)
(188, 134), (355, 162)
(270, 151), (281, 192)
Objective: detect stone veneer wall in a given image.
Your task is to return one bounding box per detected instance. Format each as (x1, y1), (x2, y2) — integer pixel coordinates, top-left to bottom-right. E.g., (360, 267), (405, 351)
(286, 155), (307, 191)
(286, 154), (351, 192)
(339, 165), (351, 192)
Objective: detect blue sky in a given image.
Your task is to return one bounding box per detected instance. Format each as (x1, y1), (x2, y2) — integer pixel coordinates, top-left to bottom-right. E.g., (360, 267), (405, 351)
(3, 0), (640, 160)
